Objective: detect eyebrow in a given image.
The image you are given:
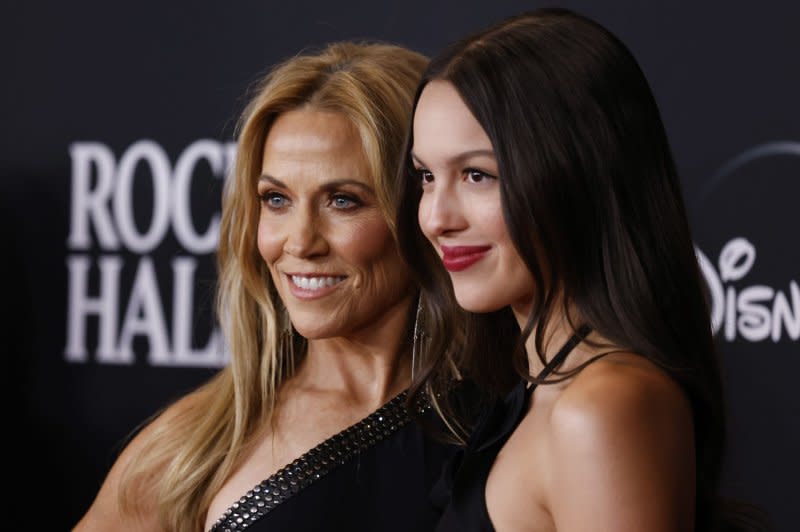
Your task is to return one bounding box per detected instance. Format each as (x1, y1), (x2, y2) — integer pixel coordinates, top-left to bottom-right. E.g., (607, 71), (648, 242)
(410, 149), (496, 166)
(258, 174), (375, 194)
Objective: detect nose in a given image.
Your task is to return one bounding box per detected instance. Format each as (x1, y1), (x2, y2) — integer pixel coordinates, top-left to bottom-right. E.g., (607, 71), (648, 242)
(419, 183), (467, 238)
(283, 204), (328, 258)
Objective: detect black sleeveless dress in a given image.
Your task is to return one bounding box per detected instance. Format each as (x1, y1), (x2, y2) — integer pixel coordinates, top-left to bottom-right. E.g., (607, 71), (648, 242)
(434, 326), (591, 531)
(209, 392), (458, 532)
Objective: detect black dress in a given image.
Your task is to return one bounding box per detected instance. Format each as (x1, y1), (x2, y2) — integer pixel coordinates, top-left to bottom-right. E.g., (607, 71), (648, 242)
(434, 327), (591, 532)
(209, 391), (458, 532)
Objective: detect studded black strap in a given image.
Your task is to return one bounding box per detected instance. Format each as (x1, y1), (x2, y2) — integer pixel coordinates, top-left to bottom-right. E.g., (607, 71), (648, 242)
(210, 391), (428, 531)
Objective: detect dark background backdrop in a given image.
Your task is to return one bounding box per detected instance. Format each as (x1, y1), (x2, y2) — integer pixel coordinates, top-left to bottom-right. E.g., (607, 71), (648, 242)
(3, 1), (798, 530)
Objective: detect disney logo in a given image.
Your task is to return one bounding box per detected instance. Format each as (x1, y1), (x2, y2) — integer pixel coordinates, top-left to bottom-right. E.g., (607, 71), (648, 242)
(697, 237), (799, 342)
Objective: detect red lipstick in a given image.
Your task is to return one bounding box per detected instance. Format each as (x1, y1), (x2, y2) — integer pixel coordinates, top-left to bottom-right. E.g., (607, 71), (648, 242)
(440, 245), (491, 272)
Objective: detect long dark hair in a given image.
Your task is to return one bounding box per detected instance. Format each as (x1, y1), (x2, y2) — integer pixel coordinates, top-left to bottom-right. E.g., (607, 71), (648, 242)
(397, 8), (748, 531)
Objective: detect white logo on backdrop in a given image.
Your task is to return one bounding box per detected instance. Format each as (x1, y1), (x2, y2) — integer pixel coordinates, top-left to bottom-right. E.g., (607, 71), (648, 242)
(64, 140), (799, 360)
(65, 139), (236, 367)
(694, 141), (799, 343)
(697, 239), (799, 342)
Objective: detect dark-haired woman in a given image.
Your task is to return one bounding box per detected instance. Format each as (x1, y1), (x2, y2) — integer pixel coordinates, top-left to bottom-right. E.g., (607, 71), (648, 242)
(397, 8), (748, 531)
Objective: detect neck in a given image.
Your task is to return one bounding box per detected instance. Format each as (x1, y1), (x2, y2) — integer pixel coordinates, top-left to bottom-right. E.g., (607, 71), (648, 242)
(294, 295), (414, 408)
(511, 299), (591, 378)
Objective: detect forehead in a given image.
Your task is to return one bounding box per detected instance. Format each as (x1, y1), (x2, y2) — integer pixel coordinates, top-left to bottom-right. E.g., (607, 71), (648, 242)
(261, 108), (369, 180)
(413, 80), (491, 153)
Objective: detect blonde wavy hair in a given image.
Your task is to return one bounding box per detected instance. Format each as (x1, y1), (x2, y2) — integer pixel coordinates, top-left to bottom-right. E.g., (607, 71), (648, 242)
(118, 41), (428, 531)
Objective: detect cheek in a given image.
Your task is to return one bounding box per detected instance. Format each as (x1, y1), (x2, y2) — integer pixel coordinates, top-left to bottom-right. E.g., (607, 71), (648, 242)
(417, 193), (434, 243)
(488, 209), (535, 294)
(464, 186), (509, 244)
(484, 206), (511, 244)
(484, 206), (527, 273)
(256, 213), (282, 265)
(475, 195), (532, 281)
(333, 215), (397, 267)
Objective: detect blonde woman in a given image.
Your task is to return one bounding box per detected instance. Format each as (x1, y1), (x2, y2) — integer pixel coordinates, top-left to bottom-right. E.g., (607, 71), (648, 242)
(74, 42), (457, 532)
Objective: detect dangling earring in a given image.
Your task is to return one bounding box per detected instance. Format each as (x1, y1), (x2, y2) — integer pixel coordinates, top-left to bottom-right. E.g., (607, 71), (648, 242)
(280, 304), (295, 365)
(411, 295), (423, 381)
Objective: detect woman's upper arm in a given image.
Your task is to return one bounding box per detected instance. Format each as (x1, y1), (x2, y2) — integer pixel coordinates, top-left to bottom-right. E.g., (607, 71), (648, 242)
(72, 425), (162, 531)
(545, 367), (695, 532)
(72, 392), (200, 532)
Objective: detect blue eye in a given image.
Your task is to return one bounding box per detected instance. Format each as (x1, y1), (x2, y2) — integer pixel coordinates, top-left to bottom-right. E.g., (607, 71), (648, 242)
(331, 194), (359, 209)
(260, 191), (289, 209)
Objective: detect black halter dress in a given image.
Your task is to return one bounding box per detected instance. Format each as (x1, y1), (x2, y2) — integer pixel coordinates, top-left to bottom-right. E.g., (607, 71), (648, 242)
(433, 326), (591, 531)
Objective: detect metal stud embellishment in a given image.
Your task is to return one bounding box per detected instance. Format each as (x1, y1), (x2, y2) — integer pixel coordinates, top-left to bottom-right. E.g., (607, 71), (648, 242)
(210, 391), (428, 531)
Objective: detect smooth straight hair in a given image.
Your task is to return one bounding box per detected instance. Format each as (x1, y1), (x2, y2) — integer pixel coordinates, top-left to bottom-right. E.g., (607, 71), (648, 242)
(397, 8), (731, 530)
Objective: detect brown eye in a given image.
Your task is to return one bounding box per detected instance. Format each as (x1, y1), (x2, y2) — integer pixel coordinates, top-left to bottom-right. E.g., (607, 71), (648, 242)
(465, 168), (497, 183)
(417, 167), (434, 185)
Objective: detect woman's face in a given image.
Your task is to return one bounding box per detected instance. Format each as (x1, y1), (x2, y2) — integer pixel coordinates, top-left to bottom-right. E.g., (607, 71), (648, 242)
(257, 108), (411, 340)
(413, 80), (535, 313)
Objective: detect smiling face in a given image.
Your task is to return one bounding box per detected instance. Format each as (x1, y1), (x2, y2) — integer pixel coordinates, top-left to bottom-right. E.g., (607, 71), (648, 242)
(413, 80), (535, 314)
(257, 108), (412, 340)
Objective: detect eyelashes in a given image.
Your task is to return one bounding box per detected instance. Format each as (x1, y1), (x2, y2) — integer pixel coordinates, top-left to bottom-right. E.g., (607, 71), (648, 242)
(329, 193), (361, 210)
(414, 167), (434, 185)
(413, 166), (498, 186)
(258, 190), (288, 209)
(464, 168), (497, 183)
(257, 190), (363, 211)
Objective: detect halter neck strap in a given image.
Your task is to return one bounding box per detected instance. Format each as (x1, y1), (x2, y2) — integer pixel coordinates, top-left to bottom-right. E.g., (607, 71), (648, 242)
(527, 324), (592, 394)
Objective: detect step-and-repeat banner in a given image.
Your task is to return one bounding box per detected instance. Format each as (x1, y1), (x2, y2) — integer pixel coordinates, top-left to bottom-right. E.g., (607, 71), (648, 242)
(4, 1), (797, 529)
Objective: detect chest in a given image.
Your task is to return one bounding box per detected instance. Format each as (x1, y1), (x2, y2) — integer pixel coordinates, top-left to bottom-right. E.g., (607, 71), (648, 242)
(204, 420), (450, 532)
(484, 401), (556, 532)
(204, 404), (370, 529)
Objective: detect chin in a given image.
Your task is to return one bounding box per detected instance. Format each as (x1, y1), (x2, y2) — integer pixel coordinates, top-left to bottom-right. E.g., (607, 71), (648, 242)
(283, 307), (338, 339)
(453, 286), (506, 314)
(291, 322), (340, 340)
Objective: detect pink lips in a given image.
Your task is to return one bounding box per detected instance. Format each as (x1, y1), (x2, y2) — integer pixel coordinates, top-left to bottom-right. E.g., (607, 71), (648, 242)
(440, 245), (491, 272)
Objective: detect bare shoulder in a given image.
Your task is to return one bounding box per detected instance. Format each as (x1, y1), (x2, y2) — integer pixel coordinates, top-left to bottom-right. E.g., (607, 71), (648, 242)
(543, 354), (696, 531)
(72, 390), (203, 531)
(552, 354), (692, 436)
